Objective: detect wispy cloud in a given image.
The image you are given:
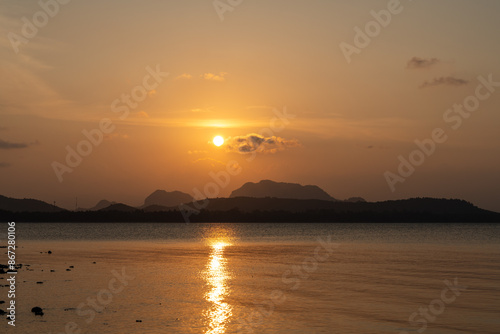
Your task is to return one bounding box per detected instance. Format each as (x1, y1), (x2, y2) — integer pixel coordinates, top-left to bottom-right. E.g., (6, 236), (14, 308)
(419, 76), (469, 89)
(0, 139), (29, 149)
(190, 107), (213, 113)
(407, 57), (440, 69)
(202, 72), (227, 82)
(175, 73), (193, 80)
(225, 133), (300, 154)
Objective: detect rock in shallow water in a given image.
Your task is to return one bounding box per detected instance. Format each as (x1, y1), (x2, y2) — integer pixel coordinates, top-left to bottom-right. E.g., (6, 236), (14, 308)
(31, 306), (44, 316)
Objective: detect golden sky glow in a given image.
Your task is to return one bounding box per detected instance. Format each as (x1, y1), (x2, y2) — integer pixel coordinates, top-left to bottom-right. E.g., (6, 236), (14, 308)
(0, 1), (499, 211)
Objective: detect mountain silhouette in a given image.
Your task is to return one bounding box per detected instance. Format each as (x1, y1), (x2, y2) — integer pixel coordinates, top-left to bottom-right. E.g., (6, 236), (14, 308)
(99, 203), (137, 212)
(88, 200), (118, 211)
(0, 179), (499, 222)
(230, 180), (337, 201)
(184, 196), (484, 214)
(0, 195), (63, 213)
(344, 197), (366, 203)
(2, 196), (498, 222)
(142, 190), (193, 208)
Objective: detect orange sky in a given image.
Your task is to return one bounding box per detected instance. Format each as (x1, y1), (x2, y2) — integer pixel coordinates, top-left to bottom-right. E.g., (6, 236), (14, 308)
(1, 0), (499, 211)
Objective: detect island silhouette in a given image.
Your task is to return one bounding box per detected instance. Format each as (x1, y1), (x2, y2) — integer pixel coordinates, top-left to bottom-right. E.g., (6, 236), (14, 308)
(1, 180), (499, 222)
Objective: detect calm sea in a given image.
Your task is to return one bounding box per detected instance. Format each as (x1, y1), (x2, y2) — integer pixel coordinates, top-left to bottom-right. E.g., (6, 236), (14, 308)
(1, 222), (499, 333)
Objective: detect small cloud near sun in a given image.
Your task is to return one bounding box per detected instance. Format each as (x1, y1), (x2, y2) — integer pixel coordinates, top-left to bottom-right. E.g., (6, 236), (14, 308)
(202, 72), (227, 82)
(224, 133), (300, 154)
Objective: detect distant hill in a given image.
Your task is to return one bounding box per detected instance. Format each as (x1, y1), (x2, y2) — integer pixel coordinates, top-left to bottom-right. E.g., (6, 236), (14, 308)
(344, 197), (366, 203)
(230, 180), (337, 201)
(2, 196), (499, 222)
(1, 190), (498, 222)
(98, 203), (137, 212)
(188, 196), (484, 214)
(143, 204), (171, 212)
(142, 190), (193, 208)
(0, 195), (64, 213)
(88, 200), (118, 211)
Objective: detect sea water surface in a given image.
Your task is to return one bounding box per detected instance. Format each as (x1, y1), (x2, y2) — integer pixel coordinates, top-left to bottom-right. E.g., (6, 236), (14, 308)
(1, 223), (500, 333)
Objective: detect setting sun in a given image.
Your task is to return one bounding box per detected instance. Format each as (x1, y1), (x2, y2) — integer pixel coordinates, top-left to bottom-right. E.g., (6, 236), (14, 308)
(213, 136), (224, 147)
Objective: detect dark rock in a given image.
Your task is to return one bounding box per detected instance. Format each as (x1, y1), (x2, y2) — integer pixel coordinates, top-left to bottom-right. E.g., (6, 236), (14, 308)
(136, 320), (142, 322)
(31, 307), (44, 316)
(36, 282), (43, 284)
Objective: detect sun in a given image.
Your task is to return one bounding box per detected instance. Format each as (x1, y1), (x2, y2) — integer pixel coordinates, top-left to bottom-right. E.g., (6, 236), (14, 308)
(213, 136), (224, 147)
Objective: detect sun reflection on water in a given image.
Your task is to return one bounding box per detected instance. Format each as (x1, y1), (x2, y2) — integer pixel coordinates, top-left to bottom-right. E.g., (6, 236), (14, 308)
(204, 241), (232, 334)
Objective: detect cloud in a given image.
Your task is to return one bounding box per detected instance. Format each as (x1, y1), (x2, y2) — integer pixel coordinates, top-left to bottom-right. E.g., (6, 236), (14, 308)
(407, 57), (440, 69)
(175, 72), (228, 81)
(419, 76), (469, 89)
(0, 162), (10, 168)
(137, 111), (149, 118)
(176, 73), (193, 80)
(190, 107), (214, 112)
(202, 72), (227, 82)
(225, 133), (300, 154)
(0, 139), (29, 149)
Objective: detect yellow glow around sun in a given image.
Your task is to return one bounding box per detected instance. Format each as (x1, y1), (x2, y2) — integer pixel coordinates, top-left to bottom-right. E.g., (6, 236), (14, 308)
(213, 136), (224, 147)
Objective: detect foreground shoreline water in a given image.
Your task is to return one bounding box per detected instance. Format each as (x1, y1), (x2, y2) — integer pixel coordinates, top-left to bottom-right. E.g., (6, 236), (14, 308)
(1, 223), (499, 333)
